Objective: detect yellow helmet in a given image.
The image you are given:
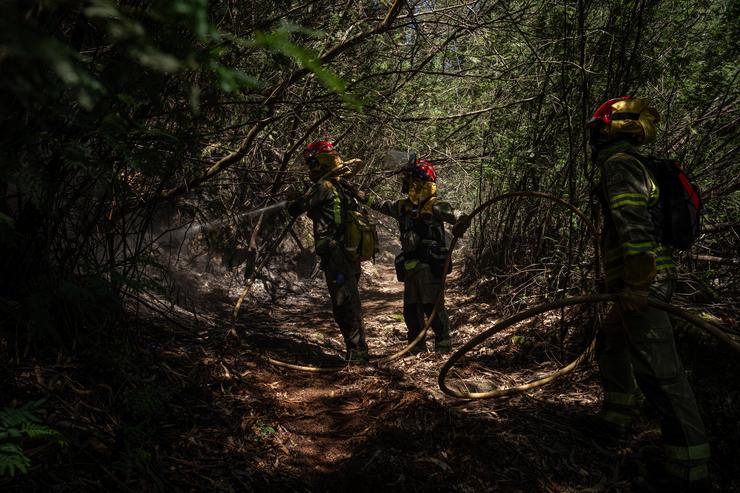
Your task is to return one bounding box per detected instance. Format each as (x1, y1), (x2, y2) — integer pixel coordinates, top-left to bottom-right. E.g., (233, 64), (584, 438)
(588, 96), (660, 145)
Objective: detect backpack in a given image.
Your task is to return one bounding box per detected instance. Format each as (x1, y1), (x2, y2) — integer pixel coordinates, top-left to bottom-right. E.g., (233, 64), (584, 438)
(631, 153), (702, 250)
(333, 182), (378, 262)
(344, 208), (378, 262)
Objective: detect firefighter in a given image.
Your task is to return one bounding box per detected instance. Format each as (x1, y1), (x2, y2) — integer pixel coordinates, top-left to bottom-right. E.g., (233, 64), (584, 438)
(287, 141), (369, 362)
(356, 159), (469, 354)
(588, 97), (710, 491)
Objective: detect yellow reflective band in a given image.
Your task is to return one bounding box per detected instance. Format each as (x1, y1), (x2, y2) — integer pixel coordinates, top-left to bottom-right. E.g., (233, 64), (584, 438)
(605, 391), (636, 406)
(664, 443), (711, 461)
(624, 248), (653, 255)
(610, 190), (648, 209)
(623, 241), (655, 249)
(331, 185), (342, 225)
(623, 241), (655, 255)
(404, 259), (419, 271)
(648, 176), (659, 205)
(665, 463), (709, 482)
(610, 198), (648, 209)
(610, 192), (645, 203)
(633, 159), (660, 206)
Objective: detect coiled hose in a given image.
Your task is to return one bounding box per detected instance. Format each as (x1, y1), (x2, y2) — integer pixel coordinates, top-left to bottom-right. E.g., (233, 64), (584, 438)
(437, 293), (740, 399)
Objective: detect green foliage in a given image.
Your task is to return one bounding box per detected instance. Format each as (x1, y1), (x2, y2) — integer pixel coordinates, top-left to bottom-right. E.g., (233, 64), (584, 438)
(253, 25), (361, 108)
(255, 420), (276, 438)
(0, 400), (65, 478)
(0, 0), (736, 352)
(0, 443), (29, 477)
(0, 1), (737, 487)
(510, 335), (532, 349)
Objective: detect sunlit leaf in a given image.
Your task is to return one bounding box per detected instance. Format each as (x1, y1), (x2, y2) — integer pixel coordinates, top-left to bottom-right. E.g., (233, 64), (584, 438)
(131, 47), (182, 72)
(253, 29), (361, 109)
(83, 0), (120, 19)
(0, 213), (13, 228)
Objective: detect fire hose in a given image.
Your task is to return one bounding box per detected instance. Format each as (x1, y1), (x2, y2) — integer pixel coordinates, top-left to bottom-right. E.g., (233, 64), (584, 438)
(437, 293), (740, 399)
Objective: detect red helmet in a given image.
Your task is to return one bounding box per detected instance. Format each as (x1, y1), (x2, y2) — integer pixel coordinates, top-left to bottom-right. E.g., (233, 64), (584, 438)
(412, 159), (437, 182)
(304, 140), (334, 158)
(588, 96), (633, 126)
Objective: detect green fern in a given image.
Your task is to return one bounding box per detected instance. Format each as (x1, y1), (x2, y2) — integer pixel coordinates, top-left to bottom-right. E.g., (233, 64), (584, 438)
(0, 400), (64, 478)
(0, 402), (41, 428)
(0, 443), (30, 477)
(21, 423), (65, 445)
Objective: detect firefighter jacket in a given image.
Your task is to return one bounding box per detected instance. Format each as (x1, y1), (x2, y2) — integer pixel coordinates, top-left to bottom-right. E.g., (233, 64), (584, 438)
(288, 179), (361, 255)
(596, 140), (677, 291)
(369, 197), (457, 272)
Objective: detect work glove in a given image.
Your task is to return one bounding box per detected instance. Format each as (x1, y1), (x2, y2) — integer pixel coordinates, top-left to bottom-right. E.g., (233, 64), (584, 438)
(343, 158), (364, 176)
(451, 213), (471, 238)
(619, 253), (656, 313)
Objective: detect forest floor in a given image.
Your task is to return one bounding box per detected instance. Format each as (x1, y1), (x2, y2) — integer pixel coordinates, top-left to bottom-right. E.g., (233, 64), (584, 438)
(4, 247), (740, 492)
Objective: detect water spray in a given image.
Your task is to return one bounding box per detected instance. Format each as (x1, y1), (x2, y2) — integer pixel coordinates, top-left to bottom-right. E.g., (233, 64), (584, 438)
(173, 200), (289, 239)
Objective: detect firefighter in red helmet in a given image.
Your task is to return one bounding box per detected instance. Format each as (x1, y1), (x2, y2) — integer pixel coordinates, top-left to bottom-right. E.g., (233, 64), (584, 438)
(588, 97), (710, 491)
(357, 158), (469, 354)
(287, 141), (369, 362)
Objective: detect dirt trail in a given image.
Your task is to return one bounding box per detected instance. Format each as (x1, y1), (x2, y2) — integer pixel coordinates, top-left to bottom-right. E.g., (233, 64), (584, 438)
(205, 262), (624, 492)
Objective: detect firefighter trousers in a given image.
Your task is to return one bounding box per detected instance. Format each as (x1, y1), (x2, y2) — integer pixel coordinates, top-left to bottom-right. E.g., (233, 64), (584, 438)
(402, 264), (451, 344)
(320, 248), (367, 353)
(597, 279), (709, 482)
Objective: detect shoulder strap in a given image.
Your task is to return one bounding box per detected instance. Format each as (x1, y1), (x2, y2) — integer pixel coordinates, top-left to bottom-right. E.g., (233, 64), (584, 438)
(326, 180), (345, 228)
(621, 151), (660, 205)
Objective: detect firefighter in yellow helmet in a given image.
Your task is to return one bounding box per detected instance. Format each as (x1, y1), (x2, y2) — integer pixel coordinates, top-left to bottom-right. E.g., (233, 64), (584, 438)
(356, 159), (469, 353)
(287, 141), (369, 362)
(588, 97), (709, 491)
